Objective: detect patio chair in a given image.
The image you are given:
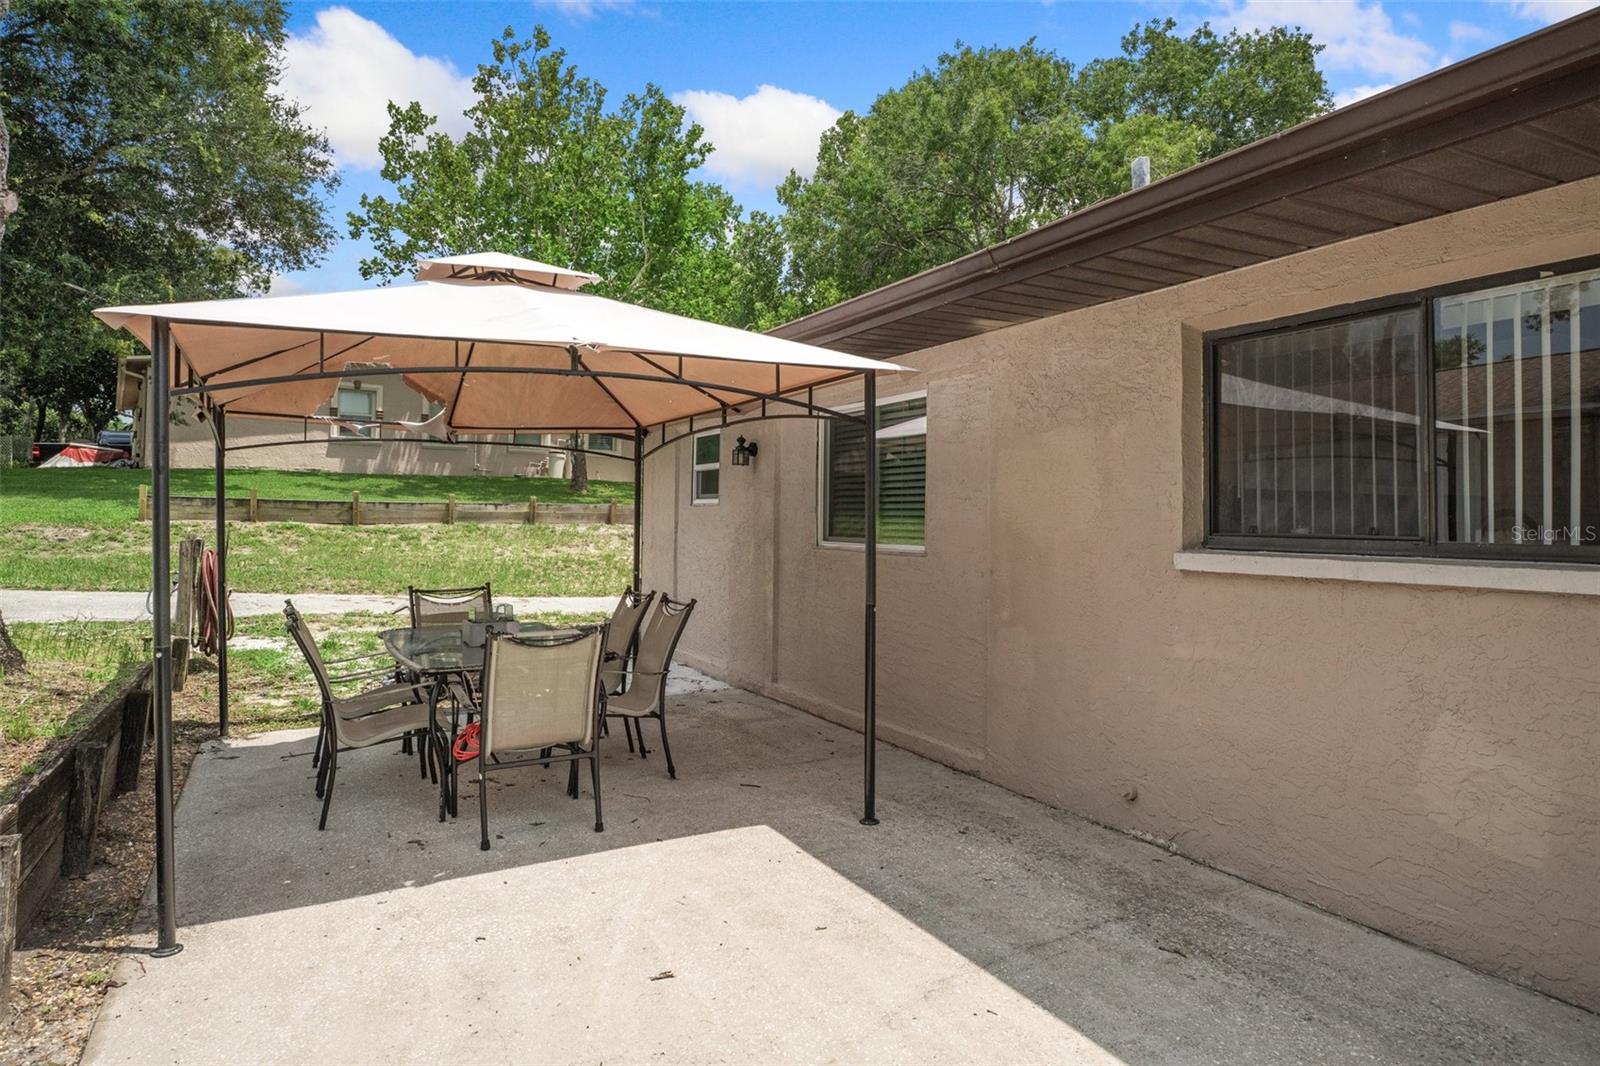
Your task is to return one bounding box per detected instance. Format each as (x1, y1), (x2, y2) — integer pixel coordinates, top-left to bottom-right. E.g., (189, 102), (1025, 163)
(598, 588), (655, 753)
(408, 583), (493, 626)
(404, 583), (493, 747)
(298, 602), (426, 778)
(473, 625), (608, 849)
(603, 595), (695, 779)
(600, 588), (655, 697)
(284, 601), (436, 830)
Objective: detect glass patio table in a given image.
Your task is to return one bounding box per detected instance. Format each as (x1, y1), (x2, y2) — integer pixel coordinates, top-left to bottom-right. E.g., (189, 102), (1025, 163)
(379, 620), (561, 820)
(379, 619), (561, 676)
(380, 623), (488, 677)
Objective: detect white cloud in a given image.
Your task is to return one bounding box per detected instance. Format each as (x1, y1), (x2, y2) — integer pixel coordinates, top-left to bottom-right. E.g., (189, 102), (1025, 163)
(1503, 0), (1599, 23)
(267, 274), (311, 297)
(280, 7), (475, 169)
(1333, 83), (1395, 108)
(533, 0), (637, 16)
(673, 85), (842, 185)
(1448, 20), (1497, 44)
(1218, 0), (1438, 82)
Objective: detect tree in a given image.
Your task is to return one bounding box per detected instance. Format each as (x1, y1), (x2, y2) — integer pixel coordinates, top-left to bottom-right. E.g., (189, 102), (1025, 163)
(1077, 18), (1332, 166)
(351, 27), (751, 317)
(0, 610), (23, 676)
(777, 20), (1330, 308)
(350, 26), (764, 489)
(0, 0), (337, 440)
(778, 41), (1089, 308)
(0, 0), (15, 253)
(568, 437), (588, 495)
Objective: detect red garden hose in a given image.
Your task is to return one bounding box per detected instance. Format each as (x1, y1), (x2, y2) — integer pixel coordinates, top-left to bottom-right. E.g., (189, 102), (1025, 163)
(196, 546), (234, 656)
(452, 721), (481, 763)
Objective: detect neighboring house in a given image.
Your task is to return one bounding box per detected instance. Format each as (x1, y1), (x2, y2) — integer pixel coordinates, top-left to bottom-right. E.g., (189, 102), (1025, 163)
(645, 17), (1600, 1013)
(168, 374), (636, 481)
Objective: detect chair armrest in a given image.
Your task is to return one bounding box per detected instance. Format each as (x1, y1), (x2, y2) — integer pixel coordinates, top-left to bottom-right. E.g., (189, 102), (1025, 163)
(323, 650), (392, 666)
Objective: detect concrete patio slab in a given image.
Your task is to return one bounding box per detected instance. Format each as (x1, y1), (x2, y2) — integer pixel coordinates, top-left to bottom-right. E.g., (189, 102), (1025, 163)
(84, 688), (1599, 1064)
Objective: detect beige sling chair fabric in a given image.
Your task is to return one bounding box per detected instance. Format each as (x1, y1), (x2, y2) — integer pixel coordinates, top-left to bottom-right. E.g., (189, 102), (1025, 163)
(408, 585), (493, 626)
(600, 589), (656, 696)
(474, 625), (609, 848)
(284, 601), (433, 830)
(605, 596), (696, 779)
(480, 627), (605, 756)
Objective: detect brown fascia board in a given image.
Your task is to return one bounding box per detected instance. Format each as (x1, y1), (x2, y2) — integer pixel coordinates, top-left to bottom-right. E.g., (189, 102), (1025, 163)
(771, 10), (1600, 351)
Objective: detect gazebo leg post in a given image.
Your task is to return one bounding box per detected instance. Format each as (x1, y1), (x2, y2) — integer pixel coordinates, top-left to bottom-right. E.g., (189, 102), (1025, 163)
(214, 407), (229, 737)
(150, 318), (183, 956)
(861, 370), (879, 827)
(632, 428), (644, 592)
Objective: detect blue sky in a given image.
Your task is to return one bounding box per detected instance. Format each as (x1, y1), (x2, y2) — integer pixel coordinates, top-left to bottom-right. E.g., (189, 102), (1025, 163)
(274, 0), (1596, 295)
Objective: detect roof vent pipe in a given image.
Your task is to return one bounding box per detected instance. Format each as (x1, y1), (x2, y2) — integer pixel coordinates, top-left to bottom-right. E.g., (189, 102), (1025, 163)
(1130, 156), (1151, 190)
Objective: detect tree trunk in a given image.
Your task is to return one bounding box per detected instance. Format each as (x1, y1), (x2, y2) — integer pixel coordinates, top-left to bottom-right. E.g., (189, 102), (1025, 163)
(0, 0), (13, 252)
(0, 611), (24, 675)
(32, 403), (47, 444)
(568, 440), (589, 494)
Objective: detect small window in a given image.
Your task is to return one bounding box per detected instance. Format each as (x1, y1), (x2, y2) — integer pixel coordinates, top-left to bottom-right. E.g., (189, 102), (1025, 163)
(510, 431), (542, 448)
(692, 430), (720, 504)
(332, 384), (380, 439)
(587, 434), (618, 452)
(820, 394), (926, 547)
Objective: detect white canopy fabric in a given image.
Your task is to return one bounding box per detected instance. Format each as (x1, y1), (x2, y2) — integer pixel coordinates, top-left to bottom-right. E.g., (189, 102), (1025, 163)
(94, 255), (905, 433)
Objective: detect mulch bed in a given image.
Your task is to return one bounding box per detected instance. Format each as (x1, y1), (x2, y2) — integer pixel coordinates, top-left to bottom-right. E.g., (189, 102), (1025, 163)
(1, 691), (214, 1066)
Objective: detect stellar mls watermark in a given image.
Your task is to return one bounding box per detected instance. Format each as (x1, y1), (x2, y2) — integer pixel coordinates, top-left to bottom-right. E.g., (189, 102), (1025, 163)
(1510, 524), (1599, 545)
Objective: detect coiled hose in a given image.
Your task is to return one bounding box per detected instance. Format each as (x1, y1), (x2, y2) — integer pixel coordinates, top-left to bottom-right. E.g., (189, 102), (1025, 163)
(196, 546), (234, 655)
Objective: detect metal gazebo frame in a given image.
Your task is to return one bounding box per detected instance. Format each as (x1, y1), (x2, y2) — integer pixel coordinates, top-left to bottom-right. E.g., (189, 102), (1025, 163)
(143, 322), (885, 955)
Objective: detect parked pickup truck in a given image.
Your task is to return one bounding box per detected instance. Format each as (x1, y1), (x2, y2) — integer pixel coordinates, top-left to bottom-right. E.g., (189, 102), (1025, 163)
(30, 438), (133, 466)
(28, 441), (72, 465)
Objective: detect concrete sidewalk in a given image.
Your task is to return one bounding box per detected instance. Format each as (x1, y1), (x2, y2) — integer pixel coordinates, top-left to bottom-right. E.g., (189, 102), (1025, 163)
(83, 687), (1599, 1064)
(0, 589), (615, 622)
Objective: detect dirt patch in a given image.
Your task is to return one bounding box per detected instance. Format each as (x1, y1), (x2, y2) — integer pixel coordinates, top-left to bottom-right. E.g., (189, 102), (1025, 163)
(36, 528), (92, 545)
(0, 690), (213, 1065)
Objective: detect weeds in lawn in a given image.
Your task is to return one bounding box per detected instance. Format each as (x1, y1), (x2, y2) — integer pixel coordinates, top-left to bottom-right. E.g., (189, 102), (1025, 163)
(10, 621), (146, 671)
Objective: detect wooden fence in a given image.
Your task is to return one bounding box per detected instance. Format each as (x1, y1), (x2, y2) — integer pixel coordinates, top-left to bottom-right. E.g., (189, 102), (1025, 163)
(1, 663), (151, 982)
(138, 489), (634, 527)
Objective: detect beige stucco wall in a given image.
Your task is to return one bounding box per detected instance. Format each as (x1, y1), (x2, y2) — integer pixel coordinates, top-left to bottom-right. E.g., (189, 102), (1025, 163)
(646, 175), (1600, 1012)
(171, 380), (634, 482)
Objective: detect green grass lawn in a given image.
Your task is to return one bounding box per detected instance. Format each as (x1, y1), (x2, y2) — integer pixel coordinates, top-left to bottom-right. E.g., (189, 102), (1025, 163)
(0, 467), (634, 595)
(0, 521), (630, 594)
(0, 467), (633, 528)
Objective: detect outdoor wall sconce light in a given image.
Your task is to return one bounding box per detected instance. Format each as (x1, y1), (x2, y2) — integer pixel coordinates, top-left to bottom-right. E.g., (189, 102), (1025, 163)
(731, 435), (758, 466)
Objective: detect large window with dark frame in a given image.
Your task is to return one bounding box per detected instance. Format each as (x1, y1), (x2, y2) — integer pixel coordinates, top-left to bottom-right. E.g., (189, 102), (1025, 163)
(1209, 262), (1600, 560)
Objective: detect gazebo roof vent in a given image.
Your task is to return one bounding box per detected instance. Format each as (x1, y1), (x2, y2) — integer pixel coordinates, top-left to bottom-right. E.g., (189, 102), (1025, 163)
(414, 252), (601, 291)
